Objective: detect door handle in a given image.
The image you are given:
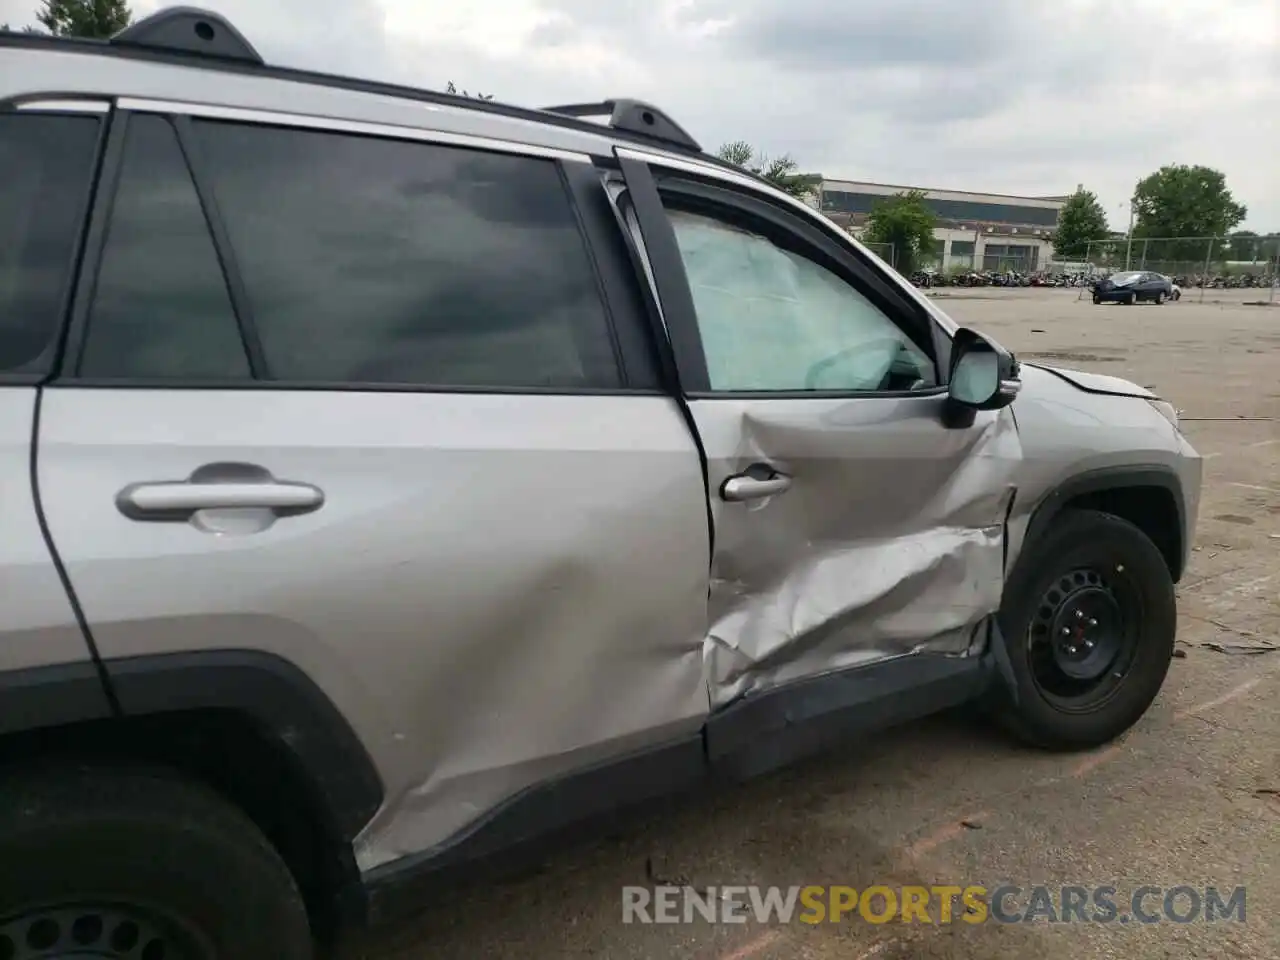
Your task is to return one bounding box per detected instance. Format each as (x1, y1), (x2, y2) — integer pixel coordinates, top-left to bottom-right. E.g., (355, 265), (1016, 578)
(720, 468), (792, 502)
(116, 463), (324, 522)
(120, 481), (323, 514)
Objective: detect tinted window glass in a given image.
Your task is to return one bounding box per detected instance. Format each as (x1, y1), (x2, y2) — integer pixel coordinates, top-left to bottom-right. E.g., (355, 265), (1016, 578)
(667, 208), (935, 393)
(81, 115), (250, 378)
(193, 121), (619, 388)
(0, 114), (100, 373)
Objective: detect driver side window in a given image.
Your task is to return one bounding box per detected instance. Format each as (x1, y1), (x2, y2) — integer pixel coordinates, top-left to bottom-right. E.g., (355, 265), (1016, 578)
(665, 207), (936, 393)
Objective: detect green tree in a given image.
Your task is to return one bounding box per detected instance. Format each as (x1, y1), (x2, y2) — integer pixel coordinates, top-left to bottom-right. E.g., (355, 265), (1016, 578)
(862, 189), (937, 274)
(1131, 164), (1247, 261)
(1052, 187), (1110, 259)
(446, 81), (492, 101)
(28, 0), (132, 37)
(715, 140), (821, 201)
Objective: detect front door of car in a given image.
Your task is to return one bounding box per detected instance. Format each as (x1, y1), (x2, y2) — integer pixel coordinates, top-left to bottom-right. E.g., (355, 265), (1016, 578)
(616, 158), (1023, 707)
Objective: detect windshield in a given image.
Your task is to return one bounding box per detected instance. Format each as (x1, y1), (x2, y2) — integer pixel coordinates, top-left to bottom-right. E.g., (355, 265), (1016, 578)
(1110, 271), (1143, 285)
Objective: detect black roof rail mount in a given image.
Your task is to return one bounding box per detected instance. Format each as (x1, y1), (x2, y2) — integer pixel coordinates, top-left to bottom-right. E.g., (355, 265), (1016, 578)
(542, 99), (702, 153)
(110, 6), (263, 65)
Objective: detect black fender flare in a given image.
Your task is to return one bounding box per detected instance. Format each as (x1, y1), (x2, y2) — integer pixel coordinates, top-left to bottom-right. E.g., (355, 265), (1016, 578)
(0, 660), (113, 736)
(1019, 464), (1188, 580)
(0, 651), (383, 843)
(107, 650), (384, 840)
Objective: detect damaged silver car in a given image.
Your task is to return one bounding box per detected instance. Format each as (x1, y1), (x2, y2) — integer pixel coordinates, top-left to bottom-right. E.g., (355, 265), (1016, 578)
(0, 9), (1202, 959)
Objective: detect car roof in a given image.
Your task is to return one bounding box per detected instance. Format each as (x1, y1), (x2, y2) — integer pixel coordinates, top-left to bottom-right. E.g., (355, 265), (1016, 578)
(0, 6), (778, 190)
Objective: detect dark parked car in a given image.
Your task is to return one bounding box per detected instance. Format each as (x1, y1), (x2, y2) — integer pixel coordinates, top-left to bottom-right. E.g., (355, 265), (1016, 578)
(1093, 271), (1174, 305)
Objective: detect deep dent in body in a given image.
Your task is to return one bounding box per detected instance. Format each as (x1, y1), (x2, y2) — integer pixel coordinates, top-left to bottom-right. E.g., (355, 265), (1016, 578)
(354, 406), (1021, 870)
(704, 403), (1020, 706)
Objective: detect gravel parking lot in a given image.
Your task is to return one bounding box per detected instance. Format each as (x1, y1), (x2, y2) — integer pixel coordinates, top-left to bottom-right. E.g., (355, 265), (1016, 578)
(348, 288), (1279, 960)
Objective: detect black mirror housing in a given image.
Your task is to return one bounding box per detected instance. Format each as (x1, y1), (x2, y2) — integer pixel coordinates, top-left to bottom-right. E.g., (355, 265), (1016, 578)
(947, 327), (1021, 412)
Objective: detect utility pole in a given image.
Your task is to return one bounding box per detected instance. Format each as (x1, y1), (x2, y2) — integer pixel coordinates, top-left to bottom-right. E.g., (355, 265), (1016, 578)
(1123, 195), (1136, 271)
(1200, 238), (1215, 304)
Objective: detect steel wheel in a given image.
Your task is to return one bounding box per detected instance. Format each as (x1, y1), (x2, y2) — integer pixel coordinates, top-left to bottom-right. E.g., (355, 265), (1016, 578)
(1026, 565), (1143, 713)
(0, 903), (212, 960)
(0, 772), (312, 960)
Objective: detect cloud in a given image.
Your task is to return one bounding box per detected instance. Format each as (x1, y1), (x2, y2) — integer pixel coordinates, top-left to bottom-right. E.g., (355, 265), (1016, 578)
(3, 0), (1276, 228)
(718, 0), (1032, 69)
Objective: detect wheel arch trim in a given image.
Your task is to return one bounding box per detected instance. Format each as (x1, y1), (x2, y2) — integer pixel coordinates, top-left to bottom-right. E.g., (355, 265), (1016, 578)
(107, 650), (385, 840)
(1019, 464), (1187, 581)
(0, 651), (384, 842)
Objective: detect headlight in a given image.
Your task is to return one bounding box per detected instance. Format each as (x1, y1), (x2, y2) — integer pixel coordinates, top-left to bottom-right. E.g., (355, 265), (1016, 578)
(1147, 399), (1180, 430)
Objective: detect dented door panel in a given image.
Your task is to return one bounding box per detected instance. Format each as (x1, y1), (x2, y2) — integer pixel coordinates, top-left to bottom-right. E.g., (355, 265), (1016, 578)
(698, 397), (1021, 706)
(610, 156), (1023, 709)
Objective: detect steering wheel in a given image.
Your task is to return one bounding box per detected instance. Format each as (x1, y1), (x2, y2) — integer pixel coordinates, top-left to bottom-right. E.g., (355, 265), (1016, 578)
(803, 338), (904, 391)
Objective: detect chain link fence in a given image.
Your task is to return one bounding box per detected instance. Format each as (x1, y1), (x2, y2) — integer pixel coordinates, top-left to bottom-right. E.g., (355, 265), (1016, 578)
(1074, 235), (1279, 303)
(981, 247), (1039, 273)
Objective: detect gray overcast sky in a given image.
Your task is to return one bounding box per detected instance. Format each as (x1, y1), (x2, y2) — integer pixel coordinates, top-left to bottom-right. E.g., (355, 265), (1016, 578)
(5, 0), (1277, 230)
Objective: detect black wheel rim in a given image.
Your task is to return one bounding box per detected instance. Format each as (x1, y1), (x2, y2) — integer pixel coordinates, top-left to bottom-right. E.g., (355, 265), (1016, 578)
(0, 904), (213, 960)
(1025, 565), (1142, 712)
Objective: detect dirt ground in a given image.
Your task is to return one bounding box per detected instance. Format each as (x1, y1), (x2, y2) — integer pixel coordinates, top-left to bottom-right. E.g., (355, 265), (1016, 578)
(347, 288), (1279, 960)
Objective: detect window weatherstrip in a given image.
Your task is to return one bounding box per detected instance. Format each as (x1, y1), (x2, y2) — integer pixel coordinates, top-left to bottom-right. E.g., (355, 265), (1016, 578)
(116, 98), (593, 163)
(16, 99), (111, 114)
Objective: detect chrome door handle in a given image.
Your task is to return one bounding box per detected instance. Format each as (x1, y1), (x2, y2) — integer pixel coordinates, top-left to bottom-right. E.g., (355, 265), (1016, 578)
(720, 469), (792, 502)
(116, 463), (324, 522)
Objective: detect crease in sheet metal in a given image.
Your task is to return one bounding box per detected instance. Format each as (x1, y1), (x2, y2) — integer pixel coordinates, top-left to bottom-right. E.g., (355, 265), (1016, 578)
(705, 404), (1021, 706)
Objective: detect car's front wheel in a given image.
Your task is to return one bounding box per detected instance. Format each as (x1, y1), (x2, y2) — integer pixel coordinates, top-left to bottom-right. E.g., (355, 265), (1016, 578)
(0, 769), (313, 960)
(1155, 291), (1166, 305)
(1092, 293), (1102, 304)
(996, 508), (1176, 750)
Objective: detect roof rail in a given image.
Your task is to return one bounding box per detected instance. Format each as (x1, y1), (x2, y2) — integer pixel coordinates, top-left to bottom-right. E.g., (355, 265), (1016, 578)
(110, 6), (263, 65)
(541, 99), (702, 153)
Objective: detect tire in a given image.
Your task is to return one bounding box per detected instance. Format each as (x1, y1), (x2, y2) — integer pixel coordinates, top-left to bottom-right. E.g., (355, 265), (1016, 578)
(0, 768), (312, 960)
(995, 509), (1176, 751)
(1092, 294), (1102, 304)
(1155, 291), (1166, 305)
(1124, 292), (1136, 305)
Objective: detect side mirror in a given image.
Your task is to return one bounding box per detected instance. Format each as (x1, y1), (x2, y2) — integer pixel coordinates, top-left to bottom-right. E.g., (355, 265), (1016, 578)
(944, 328), (1020, 426)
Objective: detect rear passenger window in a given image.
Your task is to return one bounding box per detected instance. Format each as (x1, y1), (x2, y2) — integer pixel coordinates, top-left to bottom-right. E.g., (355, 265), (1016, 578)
(192, 121), (620, 389)
(0, 113), (101, 373)
(80, 114), (251, 379)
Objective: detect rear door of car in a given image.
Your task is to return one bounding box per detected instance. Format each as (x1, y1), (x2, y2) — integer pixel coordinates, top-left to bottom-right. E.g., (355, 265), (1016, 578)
(34, 101), (711, 869)
(614, 154), (1022, 710)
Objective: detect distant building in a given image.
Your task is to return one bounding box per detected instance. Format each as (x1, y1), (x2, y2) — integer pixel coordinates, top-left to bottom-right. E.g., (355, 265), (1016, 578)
(817, 178), (1069, 272)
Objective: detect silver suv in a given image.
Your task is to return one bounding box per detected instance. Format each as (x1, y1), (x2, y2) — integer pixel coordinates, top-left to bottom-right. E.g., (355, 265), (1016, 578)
(0, 9), (1201, 958)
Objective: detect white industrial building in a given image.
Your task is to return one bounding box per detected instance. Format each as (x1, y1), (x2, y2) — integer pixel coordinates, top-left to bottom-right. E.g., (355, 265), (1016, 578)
(818, 178), (1069, 272)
